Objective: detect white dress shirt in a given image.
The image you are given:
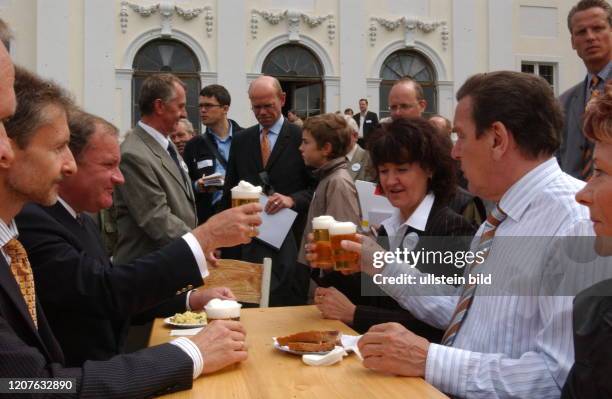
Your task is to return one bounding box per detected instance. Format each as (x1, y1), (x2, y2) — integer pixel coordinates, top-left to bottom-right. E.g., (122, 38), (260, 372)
(378, 158), (589, 398)
(380, 193), (434, 250)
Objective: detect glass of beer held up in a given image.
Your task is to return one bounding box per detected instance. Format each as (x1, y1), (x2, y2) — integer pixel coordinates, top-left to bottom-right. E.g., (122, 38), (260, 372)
(329, 221), (359, 272)
(312, 215), (335, 268)
(231, 180), (262, 236)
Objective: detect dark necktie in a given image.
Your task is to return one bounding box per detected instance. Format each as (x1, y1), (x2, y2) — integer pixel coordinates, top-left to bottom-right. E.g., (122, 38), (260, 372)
(167, 143), (187, 186)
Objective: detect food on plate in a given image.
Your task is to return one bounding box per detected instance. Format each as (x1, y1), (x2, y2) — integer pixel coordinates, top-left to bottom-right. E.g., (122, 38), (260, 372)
(276, 330), (340, 352)
(170, 311), (207, 325)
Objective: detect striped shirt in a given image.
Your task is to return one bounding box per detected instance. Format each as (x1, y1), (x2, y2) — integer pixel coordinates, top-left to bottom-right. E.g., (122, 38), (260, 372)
(0, 218), (18, 264)
(380, 158), (589, 398)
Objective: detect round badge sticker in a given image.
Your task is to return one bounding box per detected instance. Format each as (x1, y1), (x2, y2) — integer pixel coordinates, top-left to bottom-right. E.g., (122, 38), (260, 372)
(351, 163), (361, 172)
(402, 232), (420, 251)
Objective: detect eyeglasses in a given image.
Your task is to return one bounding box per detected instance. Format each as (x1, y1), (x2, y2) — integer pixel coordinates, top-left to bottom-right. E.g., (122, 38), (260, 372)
(199, 103), (223, 110)
(388, 103), (417, 112)
(251, 104), (277, 112)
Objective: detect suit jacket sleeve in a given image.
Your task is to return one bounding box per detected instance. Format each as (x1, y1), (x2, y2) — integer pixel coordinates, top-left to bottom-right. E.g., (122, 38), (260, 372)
(117, 151), (192, 247)
(0, 316), (193, 398)
(221, 135), (240, 211)
(16, 207), (203, 319)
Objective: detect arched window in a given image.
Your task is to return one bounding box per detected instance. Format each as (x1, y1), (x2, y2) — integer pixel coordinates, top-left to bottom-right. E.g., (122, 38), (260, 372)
(262, 44), (324, 119)
(132, 39), (201, 133)
(379, 50), (437, 118)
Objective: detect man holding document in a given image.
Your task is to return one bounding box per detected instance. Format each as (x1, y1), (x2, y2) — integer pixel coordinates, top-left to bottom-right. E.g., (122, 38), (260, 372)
(223, 75), (315, 306)
(184, 84), (243, 223)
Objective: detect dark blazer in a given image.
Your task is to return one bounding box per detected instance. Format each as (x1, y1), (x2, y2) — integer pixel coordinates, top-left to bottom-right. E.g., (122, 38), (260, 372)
(183, 119), (243, 224)
(558, 79), (589, 180)
(562, 279), (612, 399)
(0, 255), (194, 397)
(222, 118), (315, 305)
(315, 199), (475, 339)
(353, 111), (379, 144)
(558, 69), (612, 179)
(15, 202), (203, 366)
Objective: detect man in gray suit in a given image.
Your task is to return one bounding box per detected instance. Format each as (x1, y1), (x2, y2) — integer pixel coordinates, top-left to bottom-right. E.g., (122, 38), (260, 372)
(558, 0), (611, 179)
(343, 115), (375, 182)
(115, 74), (198, 264)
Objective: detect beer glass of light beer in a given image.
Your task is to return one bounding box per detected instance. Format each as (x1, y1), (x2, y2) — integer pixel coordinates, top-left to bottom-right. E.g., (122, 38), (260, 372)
(329, 221), (359, 271)
(231, 180), (262, 236)
(312, 215), (335, 268)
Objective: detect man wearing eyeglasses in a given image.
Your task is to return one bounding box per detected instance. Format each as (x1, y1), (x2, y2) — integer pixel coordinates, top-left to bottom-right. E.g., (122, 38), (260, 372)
(184, 85), (243, 223)
(388, 76), (487, 227)
(387, 77), (428, 120)
(223, 75), (315, 306)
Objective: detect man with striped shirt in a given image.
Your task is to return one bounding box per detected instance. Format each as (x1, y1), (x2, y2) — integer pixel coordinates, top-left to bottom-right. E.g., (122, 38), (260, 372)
(351, 72), (590, 398)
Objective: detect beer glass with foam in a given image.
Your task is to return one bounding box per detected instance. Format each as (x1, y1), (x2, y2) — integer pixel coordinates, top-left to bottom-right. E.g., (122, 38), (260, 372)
(329, 221), (359, 271)
(312, 215), (335, 268)
(231, 180), (262, 236)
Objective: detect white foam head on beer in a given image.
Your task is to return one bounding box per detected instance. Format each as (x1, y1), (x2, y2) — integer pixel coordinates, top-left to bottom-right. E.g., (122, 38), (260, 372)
(231, 180), (262, 199)
(329, 221), (357, 236)
(204, 298), (242, 319)
(312, 215), (335, 230)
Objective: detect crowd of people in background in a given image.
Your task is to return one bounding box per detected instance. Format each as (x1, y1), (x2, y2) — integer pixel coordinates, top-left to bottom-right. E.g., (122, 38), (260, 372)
(0, 0), (611, 397)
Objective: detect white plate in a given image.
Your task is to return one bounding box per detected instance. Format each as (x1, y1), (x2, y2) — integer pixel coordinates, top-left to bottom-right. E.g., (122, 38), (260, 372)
(164, 317), (207, 329)
(272, 337), (333, 355)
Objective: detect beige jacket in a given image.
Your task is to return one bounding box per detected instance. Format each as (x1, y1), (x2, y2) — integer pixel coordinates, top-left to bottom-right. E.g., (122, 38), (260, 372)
(298, 158), (362, 264)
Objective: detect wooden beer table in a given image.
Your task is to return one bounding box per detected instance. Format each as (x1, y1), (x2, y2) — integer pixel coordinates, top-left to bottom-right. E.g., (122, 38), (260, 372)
(149, 305), (447, 398)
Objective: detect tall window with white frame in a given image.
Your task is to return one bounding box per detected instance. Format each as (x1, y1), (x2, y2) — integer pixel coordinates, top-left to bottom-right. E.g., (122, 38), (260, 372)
(379, 50), (438, 118)
(132, 39), (202, 133)
(521, 62), (557, 94)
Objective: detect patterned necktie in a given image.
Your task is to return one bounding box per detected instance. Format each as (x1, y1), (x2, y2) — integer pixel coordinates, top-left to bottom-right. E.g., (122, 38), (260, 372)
(167, 143), (187, 186)
(580, 75), (601, 181)
(441, 205), (506, 346)
(4, 238), (38, 327)
(261, 128), (271, 167)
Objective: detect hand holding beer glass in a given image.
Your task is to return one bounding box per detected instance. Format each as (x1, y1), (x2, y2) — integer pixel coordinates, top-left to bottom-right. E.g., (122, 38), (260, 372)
(231, 181), (262, 237)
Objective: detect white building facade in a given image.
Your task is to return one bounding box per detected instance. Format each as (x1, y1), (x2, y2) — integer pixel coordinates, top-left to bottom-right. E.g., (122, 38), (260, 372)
(0, 0), (586, 134)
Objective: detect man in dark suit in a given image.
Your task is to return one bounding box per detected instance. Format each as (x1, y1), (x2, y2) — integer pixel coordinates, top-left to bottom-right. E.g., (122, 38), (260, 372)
(184, 84), (243, 224)
(16, 109), (256, 367)
(353, 98), (379, 146)
(114, 73), (198, 264)
(558, 0), (611, 180)
(0, 54), (254, 396)
(223, 75), (315, 305)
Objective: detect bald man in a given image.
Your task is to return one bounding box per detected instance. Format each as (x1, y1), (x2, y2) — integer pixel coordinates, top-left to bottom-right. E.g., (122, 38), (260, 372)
(223, 75), (315, 306)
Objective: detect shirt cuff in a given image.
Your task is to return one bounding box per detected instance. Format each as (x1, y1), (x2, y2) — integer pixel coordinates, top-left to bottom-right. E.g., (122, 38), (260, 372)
(169, 337), (204, 379)
(185, 289), (198, 311)
(425, 343), (474, 397)
(182, 232), (209, 279)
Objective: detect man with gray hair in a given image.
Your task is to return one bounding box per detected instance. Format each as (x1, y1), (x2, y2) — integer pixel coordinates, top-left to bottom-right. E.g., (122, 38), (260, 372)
(343, 115), (375, 182)
(1, 63), (257, 396)
(16, 107), (257, 367)
(114, 74), (197, 264)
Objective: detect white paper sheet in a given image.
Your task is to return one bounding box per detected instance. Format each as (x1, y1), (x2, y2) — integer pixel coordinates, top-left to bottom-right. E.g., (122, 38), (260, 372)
(355, 180), (394, 229)
(254, 196), (298, 250)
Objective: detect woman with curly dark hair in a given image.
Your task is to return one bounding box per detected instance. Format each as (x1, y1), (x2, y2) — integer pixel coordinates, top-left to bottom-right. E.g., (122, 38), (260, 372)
(313, 118), (475, 340)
